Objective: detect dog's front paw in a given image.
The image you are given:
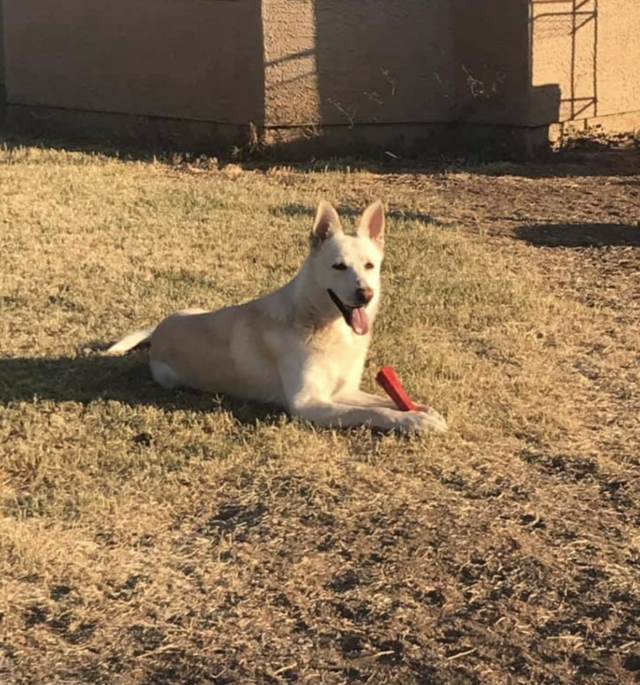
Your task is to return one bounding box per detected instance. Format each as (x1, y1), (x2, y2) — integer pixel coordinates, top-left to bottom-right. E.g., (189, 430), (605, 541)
(399, 408), (448, 434)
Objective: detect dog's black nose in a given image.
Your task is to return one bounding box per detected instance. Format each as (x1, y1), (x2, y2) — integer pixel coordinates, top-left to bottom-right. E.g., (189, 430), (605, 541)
(355, 287), (374, 305)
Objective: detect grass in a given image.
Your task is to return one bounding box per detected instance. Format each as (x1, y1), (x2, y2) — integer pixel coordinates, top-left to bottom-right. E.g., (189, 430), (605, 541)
(1, 141), (639, 684)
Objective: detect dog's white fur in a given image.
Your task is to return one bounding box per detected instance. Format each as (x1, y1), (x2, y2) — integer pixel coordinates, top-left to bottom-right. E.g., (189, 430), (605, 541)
(107, 201), (447, 433)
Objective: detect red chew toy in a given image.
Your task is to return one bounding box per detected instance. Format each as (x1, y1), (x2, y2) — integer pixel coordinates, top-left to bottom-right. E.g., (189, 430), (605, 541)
(376, 366), (418, 412)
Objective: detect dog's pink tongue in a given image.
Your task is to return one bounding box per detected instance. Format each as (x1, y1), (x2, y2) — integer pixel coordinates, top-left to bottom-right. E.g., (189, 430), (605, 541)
(351, 308), (370, 336)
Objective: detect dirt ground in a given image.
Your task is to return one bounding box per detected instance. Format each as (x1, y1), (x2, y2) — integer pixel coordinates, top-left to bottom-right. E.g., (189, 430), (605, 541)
(0, 138), (639, 685)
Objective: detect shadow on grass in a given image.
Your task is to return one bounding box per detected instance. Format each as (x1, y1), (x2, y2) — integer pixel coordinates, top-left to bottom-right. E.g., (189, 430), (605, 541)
(3, 131), (638, 182)
(0, 352), (284, 425)
(515, 222), (640, 248)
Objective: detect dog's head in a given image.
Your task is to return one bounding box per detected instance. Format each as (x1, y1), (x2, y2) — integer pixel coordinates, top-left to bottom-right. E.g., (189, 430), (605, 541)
(308, 200), (385, 336)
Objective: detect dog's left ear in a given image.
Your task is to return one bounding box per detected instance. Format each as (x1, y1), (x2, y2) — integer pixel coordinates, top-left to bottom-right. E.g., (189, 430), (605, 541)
(358, 200), (385, 249)
(311, 200), (343, 248)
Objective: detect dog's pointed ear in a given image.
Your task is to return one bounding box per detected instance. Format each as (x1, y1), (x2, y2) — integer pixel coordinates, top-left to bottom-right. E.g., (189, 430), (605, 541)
(310, 200), (342, 248)
(358, 200), (385, 249)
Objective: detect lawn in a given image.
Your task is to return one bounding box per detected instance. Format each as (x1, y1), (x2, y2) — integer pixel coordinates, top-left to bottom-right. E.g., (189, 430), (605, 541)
(1, 140), (639, 684)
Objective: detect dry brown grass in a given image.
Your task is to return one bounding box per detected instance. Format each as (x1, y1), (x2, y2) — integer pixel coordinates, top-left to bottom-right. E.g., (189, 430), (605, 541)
(1, 141), (639, 684)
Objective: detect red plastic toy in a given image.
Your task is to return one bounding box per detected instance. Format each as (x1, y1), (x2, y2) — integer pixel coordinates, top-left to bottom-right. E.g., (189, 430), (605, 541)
(376, 366), (418, 412)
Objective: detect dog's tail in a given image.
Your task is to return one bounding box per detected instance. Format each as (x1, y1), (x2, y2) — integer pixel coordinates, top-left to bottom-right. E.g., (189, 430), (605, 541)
(105, 327), (154, 356)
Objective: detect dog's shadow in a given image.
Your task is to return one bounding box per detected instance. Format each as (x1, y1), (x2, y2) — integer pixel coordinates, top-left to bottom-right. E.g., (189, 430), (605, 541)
(0, 350), (283, 425)
(1, 351), (421, 440)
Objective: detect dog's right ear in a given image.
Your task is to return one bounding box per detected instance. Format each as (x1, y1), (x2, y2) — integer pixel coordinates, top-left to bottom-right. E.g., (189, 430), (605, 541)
(310, 201), (342, 248)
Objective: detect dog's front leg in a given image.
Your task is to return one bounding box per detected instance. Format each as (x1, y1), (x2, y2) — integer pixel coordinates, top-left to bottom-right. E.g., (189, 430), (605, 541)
(279, 356), (446, 433)
(336, 390), (448, 432)
(290, 400), (446, 433)
(337, 389), (397, 409)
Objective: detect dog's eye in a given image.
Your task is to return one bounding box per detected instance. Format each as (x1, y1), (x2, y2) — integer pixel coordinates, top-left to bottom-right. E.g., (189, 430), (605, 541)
(365, 262), (375, 270)
(332, 263), (347, 271)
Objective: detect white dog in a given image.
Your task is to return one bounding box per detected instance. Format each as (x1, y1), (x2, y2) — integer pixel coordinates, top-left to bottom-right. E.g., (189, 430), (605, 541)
(108, 200), (447, 433)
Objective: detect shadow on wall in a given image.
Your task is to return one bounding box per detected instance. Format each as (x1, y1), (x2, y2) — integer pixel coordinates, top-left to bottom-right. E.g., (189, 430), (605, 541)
(312, 1), (453, 128)
(0, 0), (265, 152)
(308, 0), (565, 159)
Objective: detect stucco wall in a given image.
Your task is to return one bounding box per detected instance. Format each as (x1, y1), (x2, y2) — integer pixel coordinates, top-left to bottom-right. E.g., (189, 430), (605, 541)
(1, 0), (638, 150)
(262, 0), (321, 127)
(2, 0), (265, 124)
(0, 0), (5, 93)
(529, 0), (640, 126)
(594, 0), (640, 119)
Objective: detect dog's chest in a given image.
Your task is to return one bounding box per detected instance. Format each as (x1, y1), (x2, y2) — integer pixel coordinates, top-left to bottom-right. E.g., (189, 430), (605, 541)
(305, 328), (369, 393)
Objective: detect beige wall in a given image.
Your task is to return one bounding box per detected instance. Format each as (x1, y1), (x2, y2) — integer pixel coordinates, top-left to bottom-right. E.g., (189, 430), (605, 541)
(592, 0), (640, 119)
(264, 0), (456, 127)
(262, 0), (321, 127)
(529, 0), (640, 126)
(1, 0), (638, 148)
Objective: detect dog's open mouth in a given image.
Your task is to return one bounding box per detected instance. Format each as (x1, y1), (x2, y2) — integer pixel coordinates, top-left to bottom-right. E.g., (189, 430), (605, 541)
(327, 289), (370, 336)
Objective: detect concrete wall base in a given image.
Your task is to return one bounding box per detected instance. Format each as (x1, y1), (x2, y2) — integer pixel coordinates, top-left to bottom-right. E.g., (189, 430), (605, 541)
(2, 104), (638, 162)
(1, 105), (252, 155)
